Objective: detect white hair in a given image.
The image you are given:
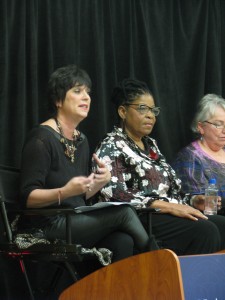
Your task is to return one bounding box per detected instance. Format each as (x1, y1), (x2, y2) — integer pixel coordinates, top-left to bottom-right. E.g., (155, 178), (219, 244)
(191, 94), (225, 133)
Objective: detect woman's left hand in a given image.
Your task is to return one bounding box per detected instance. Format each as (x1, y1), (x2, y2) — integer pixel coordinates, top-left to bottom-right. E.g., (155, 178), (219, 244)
(92, 153), (111, 185)
(85, 154), (111, 200)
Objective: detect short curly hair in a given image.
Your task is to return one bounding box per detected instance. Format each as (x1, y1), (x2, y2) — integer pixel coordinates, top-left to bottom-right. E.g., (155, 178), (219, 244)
(47, 64), (92, 116)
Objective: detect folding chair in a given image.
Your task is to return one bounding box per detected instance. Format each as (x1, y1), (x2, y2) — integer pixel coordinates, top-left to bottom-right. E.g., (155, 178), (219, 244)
(0, 165), (106, 299)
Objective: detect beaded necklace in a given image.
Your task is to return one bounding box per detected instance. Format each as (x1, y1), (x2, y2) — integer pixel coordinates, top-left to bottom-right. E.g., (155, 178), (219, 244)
(55, 118), (78, 163)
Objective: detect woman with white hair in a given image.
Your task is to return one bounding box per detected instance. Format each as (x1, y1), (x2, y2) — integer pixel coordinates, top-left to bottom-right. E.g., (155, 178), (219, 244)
(172, 93), (225, 209)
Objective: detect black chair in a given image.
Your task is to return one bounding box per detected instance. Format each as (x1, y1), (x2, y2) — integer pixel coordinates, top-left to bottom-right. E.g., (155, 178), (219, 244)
(135, 205), (162, 251)
(0, 165), (104, 300)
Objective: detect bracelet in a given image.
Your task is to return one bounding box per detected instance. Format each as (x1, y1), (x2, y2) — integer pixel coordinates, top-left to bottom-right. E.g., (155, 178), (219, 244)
(58, 190), (62, 206)
(145, 196), (169, 207)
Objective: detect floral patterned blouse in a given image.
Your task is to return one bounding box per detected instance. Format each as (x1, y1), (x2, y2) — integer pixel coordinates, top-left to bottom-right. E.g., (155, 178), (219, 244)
(94, 126), (182, 206)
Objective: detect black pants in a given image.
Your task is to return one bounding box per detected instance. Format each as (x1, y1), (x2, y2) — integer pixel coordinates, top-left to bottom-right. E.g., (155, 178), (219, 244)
(139, 213), (224, 255)
(44, 205), (158, 263)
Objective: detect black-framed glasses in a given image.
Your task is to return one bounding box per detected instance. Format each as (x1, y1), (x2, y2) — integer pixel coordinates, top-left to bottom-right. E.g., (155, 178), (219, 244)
(204, 120), (225, 130)
(125, 104), (160, 116)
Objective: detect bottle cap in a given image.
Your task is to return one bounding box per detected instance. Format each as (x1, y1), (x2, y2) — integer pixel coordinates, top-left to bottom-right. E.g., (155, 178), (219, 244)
(209, 178), (216, 184)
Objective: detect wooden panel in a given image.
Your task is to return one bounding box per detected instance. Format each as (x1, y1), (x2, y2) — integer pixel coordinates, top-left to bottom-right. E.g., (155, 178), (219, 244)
(59, 249), (185, 300)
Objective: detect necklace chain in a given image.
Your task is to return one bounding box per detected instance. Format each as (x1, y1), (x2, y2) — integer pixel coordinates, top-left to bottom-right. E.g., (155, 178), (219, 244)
(55, 118), (77, 163)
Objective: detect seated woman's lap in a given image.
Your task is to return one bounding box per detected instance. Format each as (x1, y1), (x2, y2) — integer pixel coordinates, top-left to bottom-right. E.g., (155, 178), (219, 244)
(44, 205), (146, 250)
(207, 214), (225, 249)
(140, 213), (222, 255)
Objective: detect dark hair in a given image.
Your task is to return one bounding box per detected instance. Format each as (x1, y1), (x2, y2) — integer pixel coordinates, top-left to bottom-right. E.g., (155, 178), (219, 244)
(47, 64), (92, 116)
(110, 78), (152, 110)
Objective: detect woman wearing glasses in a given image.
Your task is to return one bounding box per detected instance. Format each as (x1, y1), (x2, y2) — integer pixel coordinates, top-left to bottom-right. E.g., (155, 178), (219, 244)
(172, 94), (225, 210)
(94, 79), (225, 255)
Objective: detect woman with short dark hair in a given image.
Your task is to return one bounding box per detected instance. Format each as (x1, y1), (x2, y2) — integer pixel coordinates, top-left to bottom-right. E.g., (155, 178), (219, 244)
(19, 65), (155, 267)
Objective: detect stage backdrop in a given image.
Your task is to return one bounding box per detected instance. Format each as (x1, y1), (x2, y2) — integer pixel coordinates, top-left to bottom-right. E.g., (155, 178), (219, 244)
(0, 0), (225, 168)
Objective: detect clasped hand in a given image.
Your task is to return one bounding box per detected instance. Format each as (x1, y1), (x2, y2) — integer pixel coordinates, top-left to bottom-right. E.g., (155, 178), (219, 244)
(191, 195), (222, 212)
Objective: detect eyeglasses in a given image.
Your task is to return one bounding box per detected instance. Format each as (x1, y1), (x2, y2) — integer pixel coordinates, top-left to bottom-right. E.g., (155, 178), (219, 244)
(125, 104), (160, 116)
(204, 120), (225, 130)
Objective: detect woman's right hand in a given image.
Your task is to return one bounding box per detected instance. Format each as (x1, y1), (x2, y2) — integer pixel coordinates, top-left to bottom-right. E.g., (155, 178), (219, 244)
(151, 200), (208, 221)
(62, 174), (95, 198)
(27, 174), (95, 208)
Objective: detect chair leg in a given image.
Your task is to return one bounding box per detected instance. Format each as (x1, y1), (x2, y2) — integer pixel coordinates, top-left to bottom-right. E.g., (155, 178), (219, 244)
(147, 212), (152, 236)
(19, 259), (35, 300)
(47, 266), (65, 290)
(63, 261), (80, 282)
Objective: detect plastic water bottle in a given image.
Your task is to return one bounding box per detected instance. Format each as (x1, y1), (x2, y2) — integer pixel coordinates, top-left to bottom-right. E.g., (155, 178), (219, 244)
(204, 178), (218, 215)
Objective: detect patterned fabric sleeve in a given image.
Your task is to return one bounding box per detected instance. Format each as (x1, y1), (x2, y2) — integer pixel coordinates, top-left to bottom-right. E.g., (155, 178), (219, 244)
(95, 138), (147, 202)
(171, 144), (208, 194)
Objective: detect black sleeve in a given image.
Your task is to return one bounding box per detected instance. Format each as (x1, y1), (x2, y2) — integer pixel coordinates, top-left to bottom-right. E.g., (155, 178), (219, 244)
(20, 134), (52, 208)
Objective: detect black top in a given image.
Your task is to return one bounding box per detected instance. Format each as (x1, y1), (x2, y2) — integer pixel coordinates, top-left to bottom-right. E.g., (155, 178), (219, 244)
(20, 125), (89, 209)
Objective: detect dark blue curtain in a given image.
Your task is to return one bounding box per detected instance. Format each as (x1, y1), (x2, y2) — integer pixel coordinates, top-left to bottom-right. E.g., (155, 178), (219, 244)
(0, 0), (225, 298)
(1, 0), (225, 167)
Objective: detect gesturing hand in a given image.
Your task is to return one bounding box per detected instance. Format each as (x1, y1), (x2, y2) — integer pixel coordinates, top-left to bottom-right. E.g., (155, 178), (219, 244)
(63, 174), (95, 197)
(92, 153), (111, 185)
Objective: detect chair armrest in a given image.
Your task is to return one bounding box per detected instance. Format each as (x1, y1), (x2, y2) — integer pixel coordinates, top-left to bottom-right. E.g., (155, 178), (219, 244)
(21, 207), (76, 216)
(23, 208), (78, 244)
(135, 207), (161, 236)
(4, 206), (77, 244)
(136, 207), (161, 214)
(8, 207), (76, 216)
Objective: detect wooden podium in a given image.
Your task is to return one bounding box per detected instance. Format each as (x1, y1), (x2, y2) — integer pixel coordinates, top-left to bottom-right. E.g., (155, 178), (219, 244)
(59, 249), (185, 300)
